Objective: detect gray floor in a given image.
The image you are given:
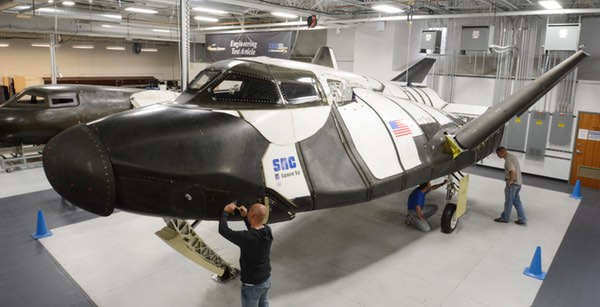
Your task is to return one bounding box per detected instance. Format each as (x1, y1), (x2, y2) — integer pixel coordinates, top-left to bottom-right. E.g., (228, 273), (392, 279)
(1, 166), (599, 306)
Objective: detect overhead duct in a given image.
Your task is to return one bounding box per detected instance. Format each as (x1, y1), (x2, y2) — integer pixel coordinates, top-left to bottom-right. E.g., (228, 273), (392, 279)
(31, 7), (122, 23)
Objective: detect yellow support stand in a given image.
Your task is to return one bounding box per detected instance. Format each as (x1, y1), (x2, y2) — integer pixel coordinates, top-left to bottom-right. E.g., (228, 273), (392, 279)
(455, 174), (470, 218)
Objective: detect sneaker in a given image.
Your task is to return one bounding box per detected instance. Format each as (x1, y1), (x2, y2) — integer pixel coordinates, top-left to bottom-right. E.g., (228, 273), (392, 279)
(515, 220), (527, 226)
(405, 217), (412, 226)
(494, 218), (509, 223)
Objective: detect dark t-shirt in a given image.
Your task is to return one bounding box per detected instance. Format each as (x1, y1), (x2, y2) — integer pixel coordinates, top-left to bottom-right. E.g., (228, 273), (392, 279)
(219, 212), (273, 284)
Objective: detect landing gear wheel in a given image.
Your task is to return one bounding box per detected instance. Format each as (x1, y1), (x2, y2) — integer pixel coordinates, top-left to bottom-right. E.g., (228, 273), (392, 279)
(441, 203), (458, 234)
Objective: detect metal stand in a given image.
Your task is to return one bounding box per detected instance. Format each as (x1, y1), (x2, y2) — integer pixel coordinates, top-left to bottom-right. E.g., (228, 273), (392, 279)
(0, 145), (44, 173)
(155, 218), (240, 282)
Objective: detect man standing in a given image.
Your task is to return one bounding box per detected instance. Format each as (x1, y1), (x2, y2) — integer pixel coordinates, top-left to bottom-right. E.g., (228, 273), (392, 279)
(405, 180), (447, 232)
(219, 202), (273, 307)
(494, 146), (527, 225)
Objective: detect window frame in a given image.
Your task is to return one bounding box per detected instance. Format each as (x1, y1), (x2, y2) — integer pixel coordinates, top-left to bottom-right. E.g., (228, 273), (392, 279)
(49, 93), (79, 108)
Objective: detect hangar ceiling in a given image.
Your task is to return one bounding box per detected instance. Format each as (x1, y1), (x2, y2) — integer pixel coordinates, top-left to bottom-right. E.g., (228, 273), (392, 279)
(1, 0), (600, 42)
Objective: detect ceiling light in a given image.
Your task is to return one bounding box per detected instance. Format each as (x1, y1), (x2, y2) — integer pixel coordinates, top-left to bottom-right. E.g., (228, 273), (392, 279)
(63, 1), (75, 6)
(152, 29), (170, 33)
(14, 5), (32, 10)
(539, 0), (563, 9)
(192, 7), (228, 15)
(73, 44), (94, 49)
(141, 47), (158, 52)
(106, 46), (125, 51)
(372, 4), (404, 13)
(0, 42), (9, 47)
(48, 0), (54, 3)
(101, 14), (122, 20)
(31, 42), (51, 47)
(37, 7), (56, 13)
(194, 16), (219, 22)
(271, 12), (298, 19)
(125, 7), (158, 14)
(101, 24), (123, 28)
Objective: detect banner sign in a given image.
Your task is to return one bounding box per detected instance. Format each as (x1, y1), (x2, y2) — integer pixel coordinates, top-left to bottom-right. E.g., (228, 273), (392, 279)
(205, 31), (292, 62)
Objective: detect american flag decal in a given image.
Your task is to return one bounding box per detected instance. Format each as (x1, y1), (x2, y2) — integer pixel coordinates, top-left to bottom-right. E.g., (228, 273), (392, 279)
(388, 120), (412, 137)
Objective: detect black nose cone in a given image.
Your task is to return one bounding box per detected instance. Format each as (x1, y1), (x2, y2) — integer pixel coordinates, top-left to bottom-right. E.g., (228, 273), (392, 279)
(43, 124), (116, 216)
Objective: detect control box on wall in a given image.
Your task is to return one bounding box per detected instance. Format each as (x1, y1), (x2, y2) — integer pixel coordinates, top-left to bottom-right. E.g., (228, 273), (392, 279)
(420, 30), (442, 54)
(544, 24), (580, 51)
(460, 25), (494, 53)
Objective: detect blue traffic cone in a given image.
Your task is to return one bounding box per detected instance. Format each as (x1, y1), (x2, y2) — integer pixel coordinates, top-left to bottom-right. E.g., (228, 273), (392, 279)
(570, 179), (582, 200)
(31, 210), (52, 239)
(523, 246), (546, 280)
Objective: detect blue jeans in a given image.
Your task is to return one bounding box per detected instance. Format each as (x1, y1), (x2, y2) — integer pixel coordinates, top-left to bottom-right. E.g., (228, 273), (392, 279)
(241, 277), (270, 307)
(501, 184), (527, 223)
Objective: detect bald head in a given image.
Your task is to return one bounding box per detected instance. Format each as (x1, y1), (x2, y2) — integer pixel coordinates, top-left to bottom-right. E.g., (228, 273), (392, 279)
(248, 203), (267, 226)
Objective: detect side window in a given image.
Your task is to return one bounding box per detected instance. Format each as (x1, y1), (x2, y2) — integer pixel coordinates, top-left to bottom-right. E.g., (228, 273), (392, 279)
(50, 95), (79, 107)
(189, 70), (221, 90)
(280, 79), (320, 105)
(11, 94), (47, 107)
(268, 67), (324, 106)
(211, 73), (279, 104)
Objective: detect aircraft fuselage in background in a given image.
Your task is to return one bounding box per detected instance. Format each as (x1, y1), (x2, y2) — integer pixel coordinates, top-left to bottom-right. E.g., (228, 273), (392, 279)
(0, 84), (141, 146)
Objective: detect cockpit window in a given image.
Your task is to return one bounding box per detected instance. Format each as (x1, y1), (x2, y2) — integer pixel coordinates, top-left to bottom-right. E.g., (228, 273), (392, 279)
(9, 94), (47, 107)
(280, 78), (320, 105)
(50, 94), (78, 107)
(188, 69), (221, 90)
(269, 68), (324, 106)
(211, 73), (279, 104)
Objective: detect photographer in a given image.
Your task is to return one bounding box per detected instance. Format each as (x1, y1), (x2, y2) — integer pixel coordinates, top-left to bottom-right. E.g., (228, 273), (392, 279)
(219, 202), (273, 307)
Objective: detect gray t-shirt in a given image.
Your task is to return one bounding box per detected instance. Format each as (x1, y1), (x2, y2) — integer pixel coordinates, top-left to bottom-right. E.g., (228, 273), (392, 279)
(504, 153), (522, 185)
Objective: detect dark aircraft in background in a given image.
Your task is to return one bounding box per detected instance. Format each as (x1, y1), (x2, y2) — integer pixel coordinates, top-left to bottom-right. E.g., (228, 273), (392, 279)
(42, 49), (587, 280)
(0, 84), (141, 146)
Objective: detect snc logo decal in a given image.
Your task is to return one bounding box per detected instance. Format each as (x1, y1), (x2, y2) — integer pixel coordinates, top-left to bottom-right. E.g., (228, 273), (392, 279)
(272, 156), (300, 180)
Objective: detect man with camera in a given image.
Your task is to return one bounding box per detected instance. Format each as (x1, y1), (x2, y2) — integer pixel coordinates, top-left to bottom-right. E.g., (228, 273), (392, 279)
(219, 202), (273, 307)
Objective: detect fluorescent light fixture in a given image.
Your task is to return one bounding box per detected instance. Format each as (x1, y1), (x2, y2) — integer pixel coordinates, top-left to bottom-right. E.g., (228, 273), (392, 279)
(372, 4), (404, 13)
(271, 12), (298, 18)
(192, 7), (228, 15)
(14, 5), (32, 10)
(141, 47), (158, 52)
(101, 14), (122, 20)
(48, 0), (54, 3)
(0, 42), (9, 47)
(73, 44), (95, 49)
(152, 29), (170, 33)
(106, 46), (126, 50)
(31, 42), (50, 47)
(63, 1), (75, 6)
(101, 24), (124, 28)
(539, 0), (563, 9)
(37, 7), (56, 13)
(194, 16), (219, 22)
(125, 7), (158, 14)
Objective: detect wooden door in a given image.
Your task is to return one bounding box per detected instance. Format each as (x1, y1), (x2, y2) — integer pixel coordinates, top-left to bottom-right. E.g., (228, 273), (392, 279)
(570, 112), (600, 189)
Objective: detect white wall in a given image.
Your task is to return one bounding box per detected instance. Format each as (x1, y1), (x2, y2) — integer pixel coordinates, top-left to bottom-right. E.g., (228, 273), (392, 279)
(452, 77), (496, 107)
(0, 39), (180, 82)
(326, 28), (355, 72)
(352, 22), (397, 80)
